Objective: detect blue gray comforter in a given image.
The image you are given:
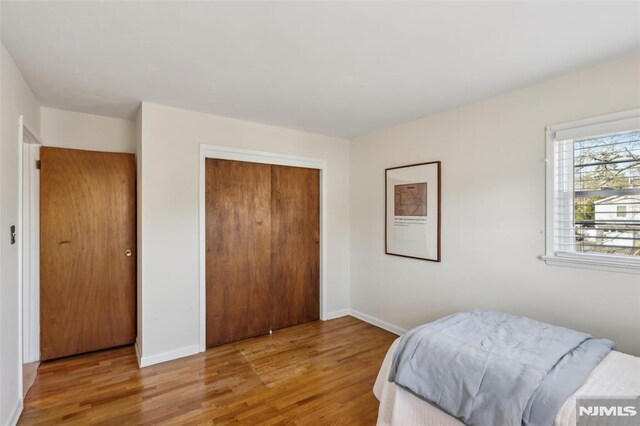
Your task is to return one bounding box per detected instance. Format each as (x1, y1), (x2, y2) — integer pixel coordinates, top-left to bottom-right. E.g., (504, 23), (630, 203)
(389, 309), (614, 426)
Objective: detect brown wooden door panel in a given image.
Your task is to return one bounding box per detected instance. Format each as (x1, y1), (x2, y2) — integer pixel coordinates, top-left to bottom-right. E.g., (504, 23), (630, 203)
(270, 165), (320, 330)
(40, 147), (136, 360)
(206, 159), (272, 347)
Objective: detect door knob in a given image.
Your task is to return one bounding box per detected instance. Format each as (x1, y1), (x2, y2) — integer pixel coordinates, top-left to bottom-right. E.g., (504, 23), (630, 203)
(125, 249), (132, 257)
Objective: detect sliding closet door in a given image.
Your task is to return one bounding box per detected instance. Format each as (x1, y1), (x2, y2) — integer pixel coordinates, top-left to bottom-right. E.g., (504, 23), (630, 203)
(40, 147), (136, 360)
(270, 165), (320, 330)
(206, 159), (272, 347)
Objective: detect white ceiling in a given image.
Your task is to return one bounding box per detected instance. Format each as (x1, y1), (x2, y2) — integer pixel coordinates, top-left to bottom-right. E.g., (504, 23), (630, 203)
(2, 1), (639, 138)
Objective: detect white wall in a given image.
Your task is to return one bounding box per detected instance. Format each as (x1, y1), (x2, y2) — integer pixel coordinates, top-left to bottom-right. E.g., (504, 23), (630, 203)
(40, 107), (135, 153)
(0, 44), (41, 426)
(138, 102), (350, 362)
(349, 53), (640, 356)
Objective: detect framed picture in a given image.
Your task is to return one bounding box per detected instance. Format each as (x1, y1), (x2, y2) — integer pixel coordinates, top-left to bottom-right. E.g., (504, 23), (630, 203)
(385, 161), (441, 262)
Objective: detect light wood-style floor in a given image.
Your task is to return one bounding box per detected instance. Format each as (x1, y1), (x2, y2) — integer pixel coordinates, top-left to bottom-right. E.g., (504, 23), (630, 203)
(20, 316), (396, 425)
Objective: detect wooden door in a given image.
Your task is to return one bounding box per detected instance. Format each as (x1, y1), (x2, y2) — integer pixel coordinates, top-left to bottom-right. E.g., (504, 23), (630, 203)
(206, 159), (272, 347)
(40, 147), (136, 360)
(270, 165), (320, 330)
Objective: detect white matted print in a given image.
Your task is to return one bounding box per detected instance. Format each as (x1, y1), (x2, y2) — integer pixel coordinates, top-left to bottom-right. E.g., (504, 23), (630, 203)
(385, 161), (441, 261)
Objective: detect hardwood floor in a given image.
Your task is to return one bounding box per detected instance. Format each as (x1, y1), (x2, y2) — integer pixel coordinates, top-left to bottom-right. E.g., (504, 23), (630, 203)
(20, 316), (396, 425)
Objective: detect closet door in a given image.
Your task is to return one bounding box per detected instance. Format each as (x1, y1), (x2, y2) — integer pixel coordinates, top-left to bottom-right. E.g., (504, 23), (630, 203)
(40, 147), (136, 360)
(270, 165), (320, 330)
(206, 159), (272, 347)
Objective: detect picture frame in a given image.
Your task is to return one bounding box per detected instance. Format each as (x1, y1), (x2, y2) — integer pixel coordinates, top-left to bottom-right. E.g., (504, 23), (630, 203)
(385, 161), (441, 262)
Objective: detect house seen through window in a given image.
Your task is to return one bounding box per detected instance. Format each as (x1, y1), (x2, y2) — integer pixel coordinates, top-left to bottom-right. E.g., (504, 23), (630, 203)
(572, 131), (640, 257)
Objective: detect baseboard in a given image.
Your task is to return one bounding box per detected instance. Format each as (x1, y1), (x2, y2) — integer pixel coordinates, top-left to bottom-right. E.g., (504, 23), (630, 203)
(6, 397), (23, 426)
(324, 308), (350, 320)
(138, 344), (200, 368)
(22, 362), (40, 399)
(349, 309), (407, 336)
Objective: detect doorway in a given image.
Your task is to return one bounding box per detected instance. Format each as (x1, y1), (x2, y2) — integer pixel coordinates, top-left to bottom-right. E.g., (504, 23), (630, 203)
(19, 116), (42, 398)
(39, 147), (136, 360)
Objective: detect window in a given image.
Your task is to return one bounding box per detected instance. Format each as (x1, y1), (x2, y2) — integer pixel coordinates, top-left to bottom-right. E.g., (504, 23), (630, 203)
(545, 109), (640, 273)
(617, 205), (627, 218)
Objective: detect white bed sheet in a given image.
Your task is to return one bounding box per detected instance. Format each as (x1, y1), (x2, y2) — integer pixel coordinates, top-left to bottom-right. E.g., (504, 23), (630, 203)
(374, 338), (640, 426)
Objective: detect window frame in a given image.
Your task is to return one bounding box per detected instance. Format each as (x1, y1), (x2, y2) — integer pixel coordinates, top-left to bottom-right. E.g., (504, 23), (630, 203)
(543, 108), (640, 274)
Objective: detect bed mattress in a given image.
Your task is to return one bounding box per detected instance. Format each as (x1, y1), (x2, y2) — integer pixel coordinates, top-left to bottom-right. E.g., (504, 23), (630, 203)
(374, 338), (640, 426)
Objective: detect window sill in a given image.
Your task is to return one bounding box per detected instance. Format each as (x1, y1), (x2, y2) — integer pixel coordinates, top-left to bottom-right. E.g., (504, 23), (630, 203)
(541, 254), (640, 275)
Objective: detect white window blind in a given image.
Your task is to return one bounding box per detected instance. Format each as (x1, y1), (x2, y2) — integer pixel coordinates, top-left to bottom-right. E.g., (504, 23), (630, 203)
(545, 109), (640, 273)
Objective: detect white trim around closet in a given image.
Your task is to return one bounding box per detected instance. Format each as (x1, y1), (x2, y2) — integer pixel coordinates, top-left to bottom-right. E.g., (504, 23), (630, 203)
(198, 144), (328, 353)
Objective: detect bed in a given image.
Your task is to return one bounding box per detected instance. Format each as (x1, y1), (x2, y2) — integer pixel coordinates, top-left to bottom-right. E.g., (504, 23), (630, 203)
(374, 313), (640, 426)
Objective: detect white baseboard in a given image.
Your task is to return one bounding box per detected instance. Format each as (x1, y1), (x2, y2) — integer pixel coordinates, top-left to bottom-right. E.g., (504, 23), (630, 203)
(6, 397), (23, 426)
(138, 344), (200, 368)
(349, 309), (407, 336)
(324, 308), (350, 320)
